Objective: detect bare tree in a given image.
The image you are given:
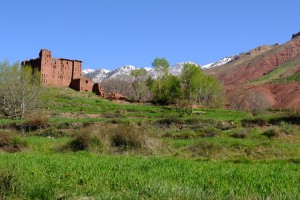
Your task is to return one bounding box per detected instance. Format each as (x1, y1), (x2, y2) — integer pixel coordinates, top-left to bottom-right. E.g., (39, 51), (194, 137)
(0, 61), (43, 119)
(248, 91), (268, 116)
(228, 88), (268, 115)
(228, 87), (248, 111)
(101, 78), (135, 99)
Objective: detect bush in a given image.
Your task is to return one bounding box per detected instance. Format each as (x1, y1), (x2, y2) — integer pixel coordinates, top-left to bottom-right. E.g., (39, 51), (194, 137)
(279, 121), (298, 134)
(269, 112), (300, 125)
(215, 121), (235, 130)
(241, 118), (267, 127)
(200, 127), (220, 138)
(230, 129), (248, 139)
(66, 124), (160, 154)
(17, 113), (48, 132)
(0, 131), (11, 147)
(0, 130), (27, 153)
(68, 126), (102, 152)
(184, 118), (201, 125)
(262, 128), (280, 139)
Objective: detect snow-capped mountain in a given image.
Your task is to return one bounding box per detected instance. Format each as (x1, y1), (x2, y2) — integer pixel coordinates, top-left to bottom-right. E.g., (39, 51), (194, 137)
(107, 65), (137, 79)
(83, 69), (111, 82)
(82, 60), (228, 83)
(83, 65), (141, 82)
(202, 56), (238, 69)
(202, 63), (214, 69)
(170, 62), (200, 76)
(82, 69), (95, 74)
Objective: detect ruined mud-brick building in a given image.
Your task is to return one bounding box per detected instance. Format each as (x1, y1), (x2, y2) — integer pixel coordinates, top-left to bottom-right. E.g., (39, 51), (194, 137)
(23, 49), (128, 101)
(22, 49), (93, 92)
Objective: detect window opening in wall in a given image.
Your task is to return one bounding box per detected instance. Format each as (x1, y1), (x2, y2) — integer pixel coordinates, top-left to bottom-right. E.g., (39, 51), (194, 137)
(86, 80), (88, 83)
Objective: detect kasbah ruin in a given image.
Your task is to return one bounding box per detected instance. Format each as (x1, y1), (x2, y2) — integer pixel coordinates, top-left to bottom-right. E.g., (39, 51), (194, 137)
(22, 49), (127, 100)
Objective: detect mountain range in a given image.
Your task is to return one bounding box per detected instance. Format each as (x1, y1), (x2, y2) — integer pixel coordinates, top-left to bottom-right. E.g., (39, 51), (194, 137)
(83, 32), (300, 109)
(82, 62), (201, 82)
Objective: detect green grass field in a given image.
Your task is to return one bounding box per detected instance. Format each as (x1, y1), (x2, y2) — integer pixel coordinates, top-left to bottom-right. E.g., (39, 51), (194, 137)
(0, 87), (299, 199)
(1, 152), (300, 199)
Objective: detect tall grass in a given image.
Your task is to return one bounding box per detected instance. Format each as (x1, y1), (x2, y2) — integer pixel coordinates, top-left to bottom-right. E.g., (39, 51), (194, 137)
(0, 153), (299, 199)
(64, 123), (160, 154)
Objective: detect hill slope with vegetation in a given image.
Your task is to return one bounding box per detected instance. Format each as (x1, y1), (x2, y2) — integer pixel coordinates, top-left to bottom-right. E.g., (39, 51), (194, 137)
(0, 85), (299, 199)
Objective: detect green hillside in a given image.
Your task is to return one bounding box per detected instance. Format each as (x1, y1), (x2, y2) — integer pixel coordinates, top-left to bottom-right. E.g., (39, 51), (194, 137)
(0, 87), (300, 199)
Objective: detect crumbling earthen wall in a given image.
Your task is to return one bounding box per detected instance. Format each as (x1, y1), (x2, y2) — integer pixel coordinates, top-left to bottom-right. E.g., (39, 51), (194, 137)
(70, 78), (93, 92)
(22, 49), (87, 91)
(22, 49), (129, 100)
(92, 83), (105, 97)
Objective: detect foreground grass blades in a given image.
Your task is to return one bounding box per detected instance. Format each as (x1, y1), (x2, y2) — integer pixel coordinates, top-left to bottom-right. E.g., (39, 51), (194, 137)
(0, 153), (299, 199)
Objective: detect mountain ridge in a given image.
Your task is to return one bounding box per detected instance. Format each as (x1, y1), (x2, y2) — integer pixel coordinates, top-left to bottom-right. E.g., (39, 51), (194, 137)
(82, 32), (300, 109)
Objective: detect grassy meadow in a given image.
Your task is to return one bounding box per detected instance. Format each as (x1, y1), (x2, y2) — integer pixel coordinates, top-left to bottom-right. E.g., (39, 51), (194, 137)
(0, 87), (299, 199)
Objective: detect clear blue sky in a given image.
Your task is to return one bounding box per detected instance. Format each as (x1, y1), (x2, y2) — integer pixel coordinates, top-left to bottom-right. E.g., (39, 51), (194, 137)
(1, 0), (299, 70)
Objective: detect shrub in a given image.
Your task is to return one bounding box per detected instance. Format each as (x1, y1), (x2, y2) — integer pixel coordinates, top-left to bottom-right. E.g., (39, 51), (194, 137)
(262, 128), (280, 139)
(241, 118), (267, 127)
(0, 130), (27, 153)
(184, 118), (201, 126)
(0, 131), (11, 147)
(269, 112), (300, 125)
(66, 124), (160, 154)
(18, 113), (48, 132)
(230, 129), (248, 139)
(111, 124), (144, 150)
(68, 126), (102, 152)
(200, 127), (220, 138)
(279, 121), (298, 134)
(215, 121), (235, 130)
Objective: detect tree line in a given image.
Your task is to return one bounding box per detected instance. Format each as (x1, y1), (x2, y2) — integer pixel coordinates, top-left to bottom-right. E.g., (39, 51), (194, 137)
(127, 58), (223, 112)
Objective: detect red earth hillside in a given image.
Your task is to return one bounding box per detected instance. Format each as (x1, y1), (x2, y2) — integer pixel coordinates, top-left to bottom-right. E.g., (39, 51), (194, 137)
(206, 33), (300, 110)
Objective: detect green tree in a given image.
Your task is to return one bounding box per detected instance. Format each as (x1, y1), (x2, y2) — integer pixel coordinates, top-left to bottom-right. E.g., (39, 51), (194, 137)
(177, 63), (204, 114)
(152, 74), (182, 105)
(0, 61), (43, 119)
(197, 75), (223, 108)
(152, 57), (170, 76)
(180, 63), (223, 111)
(150, 58), (182, 104)
(180, 63), (203, 112)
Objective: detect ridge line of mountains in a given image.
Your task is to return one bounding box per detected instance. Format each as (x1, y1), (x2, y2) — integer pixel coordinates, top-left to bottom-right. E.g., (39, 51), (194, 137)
(83, 32), (300, 109)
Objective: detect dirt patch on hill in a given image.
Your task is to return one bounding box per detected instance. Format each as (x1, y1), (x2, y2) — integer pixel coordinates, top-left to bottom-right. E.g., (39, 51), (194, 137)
(227, 82), (300, 109)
